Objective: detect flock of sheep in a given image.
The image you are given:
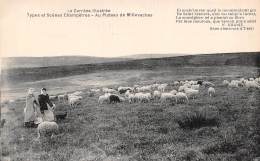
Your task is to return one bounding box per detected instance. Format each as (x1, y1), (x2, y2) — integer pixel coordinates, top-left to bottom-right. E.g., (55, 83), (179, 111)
(223, 77), (260, 90)
(24, 76), (260, 140)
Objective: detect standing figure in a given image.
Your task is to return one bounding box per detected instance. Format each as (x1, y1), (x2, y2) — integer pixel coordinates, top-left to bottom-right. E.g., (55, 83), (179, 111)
(24, 88), (42, 128)
(38, 88), (56, 121)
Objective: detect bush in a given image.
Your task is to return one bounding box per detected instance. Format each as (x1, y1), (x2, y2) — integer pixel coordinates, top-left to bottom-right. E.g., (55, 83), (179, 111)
(175, 106), (220, 129)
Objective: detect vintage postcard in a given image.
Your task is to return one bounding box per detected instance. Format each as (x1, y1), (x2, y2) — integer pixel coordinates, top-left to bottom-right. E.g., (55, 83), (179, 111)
(1, 0), (259, 161)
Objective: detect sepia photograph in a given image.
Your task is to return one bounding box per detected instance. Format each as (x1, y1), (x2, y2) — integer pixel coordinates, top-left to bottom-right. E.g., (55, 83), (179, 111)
(1, 0), (260, 161)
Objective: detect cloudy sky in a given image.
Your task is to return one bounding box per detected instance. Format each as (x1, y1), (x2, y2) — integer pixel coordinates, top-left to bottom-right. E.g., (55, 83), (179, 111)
(1, 0), (259, 57)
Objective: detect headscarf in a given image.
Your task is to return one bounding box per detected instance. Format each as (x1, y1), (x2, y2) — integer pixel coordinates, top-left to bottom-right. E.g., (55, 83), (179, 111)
(27, 88), (35, 96)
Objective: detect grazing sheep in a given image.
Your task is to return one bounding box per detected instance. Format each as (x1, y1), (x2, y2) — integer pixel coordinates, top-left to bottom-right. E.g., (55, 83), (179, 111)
(98, 93), (111, 104)
(222, 80), (229, 86)
(90, 88), (100, 93)
(175, 92), (189, 103)
(160, 93), (176, 103)
(135, 92), (151, 103)
(151, 83), (160, 90)
(71, 91), (83, 96)
(37, 121), (59, 139)
(191, 84), (200, 90)
(184, 88), (199, 99)
(128, 93), (137, 103)
(109, 94), (121, 103)
(118, 86), (133, 94)
(178, 85), (186, 92)
(58, 94), (68, 102)
(55, 112), (67, 120)
(68, 96), (82, 108)
(137, 85), (152, 92)
(208, 87), (215, 97)
(202, 81), (215, 87)
(102, 88), (116, 93)
(197, 80), (203, 85)
(244, 80), (260, 90)
(170, 89), (177, 95)
(153, 90), (161, 100)
(173, 81), (180, 86)
(158, 83), (168, 92)
(228, 80), (239, 88)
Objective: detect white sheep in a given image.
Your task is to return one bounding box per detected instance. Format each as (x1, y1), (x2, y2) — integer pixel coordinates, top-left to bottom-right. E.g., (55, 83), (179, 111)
(222, 80), (229, 86)
(98, 93), (111, 104)
(228, 80), (239, 88)
(175, 92), (189, 103)
(191, 84), (200, 90)
(153, 90), (161, 100)
(244, 80), (260, 90)
(160, 93), (176, 103)
(102, 88), (116, 93)
(90, 88), (100, 93)
(170, 89), (177, 95)
(158, 83), (168, 92)
(37, 121), (59, 140)
(69, 96), (82, 107)
(58, 94), (68, 102)
(184, 88), (199, 99)
(178, 85), (186, 92)
(137, 85), (152, 92)
(208, 87), (215, 97)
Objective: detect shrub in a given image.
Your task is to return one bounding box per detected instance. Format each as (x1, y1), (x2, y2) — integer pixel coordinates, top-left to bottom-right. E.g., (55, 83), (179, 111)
(175, 106), (220, 129)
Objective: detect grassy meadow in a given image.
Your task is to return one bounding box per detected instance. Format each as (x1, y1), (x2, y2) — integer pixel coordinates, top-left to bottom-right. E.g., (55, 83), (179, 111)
(1, 65), (260, 161)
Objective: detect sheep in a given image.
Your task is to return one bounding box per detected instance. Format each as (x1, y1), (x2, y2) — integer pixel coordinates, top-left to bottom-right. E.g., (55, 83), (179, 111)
(58, 94), (68, 102)
(153, 90), (161, 100)
(137, 85), (152, 92)
(178, 85), (186, 92)
(102, 88), (117, 93)
(184, 88), (199, 99)
(68, 96), (82, 108)
(175, 92), (189, 103)
(228, 80), (239, 88)
(197, 80), (203, 86)
(135, 92), (151, 103)
(158, 83), (168, 92)
(128, 93), (137, 103)
(244, 80), (260, 90)
(191, 84), (200, 90)
(208, 87), (215, 97)
(37, 121), (59, 140)
(151, 83), (160, 90)
(160, 93), (176, 103)
(170, 89), (177, 95)
(71, 91), (83, 96)
(109, 94), (121, 103)
(222, 80), (229, 86)
(202, 81), (215, 87)
(173, 81), (180, 86)
(118, 86), (133, 94)
(98, 93), (111, 104)
(90, 88), (100, 93)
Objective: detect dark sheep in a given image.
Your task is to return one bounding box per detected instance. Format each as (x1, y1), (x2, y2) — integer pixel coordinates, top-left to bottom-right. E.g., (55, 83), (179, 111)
(119, 88), (132, 94)
(197, 80), (203, 85)
(109, 94), (121, 103)
(55, 112), (67, 120)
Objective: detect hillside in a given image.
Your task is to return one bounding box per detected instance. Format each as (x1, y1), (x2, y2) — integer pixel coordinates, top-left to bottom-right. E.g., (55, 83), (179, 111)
(1, 52), (259, 83)
(1, 56), (131, 69)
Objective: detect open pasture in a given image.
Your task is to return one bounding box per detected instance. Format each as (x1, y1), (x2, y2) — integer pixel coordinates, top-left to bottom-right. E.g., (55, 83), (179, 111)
(1, 65), (260, 161)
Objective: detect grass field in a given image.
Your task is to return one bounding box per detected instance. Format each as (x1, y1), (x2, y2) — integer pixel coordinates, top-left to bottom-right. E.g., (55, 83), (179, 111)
(1, 66), (260, 161)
